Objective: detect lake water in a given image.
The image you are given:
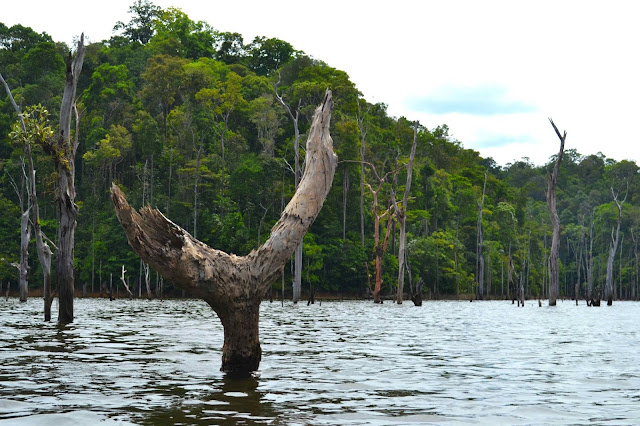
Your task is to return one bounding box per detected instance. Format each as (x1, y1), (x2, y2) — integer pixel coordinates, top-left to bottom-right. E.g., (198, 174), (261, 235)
(0, 298), (639, 425)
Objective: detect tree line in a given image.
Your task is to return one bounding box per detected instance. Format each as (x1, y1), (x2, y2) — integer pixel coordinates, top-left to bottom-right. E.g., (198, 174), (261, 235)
(1, 0), (639, 310)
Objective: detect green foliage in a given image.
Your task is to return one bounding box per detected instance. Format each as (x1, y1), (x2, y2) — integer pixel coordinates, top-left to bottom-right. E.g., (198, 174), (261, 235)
(9, 104), (54, 149)
(2, 5), (639, 301)
(113, 0), (161, 44)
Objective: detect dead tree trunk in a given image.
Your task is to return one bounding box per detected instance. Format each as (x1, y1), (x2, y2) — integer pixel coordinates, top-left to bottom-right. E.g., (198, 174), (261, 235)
(120, 265), (134, 299)
(476, 170), (488, 300)
(112, 91), (337, 375)
(143, 262), (152, 299)
(6, 166), (31, 302)
(274, 78), (304, 304)
(18, 208), (30, 301)
(1, 73), (54, 318)
(632, 229), (639, 300)
(547, 118), (566, 306)
(575, 235), (583, 305)
(585, 211), (595, 300)
(606, 185), (627, 305)
(392, 123), (418, 304)
(39, 35), (84, 324)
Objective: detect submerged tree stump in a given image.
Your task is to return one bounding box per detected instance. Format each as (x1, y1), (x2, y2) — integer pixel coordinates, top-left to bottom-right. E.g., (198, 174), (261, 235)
(111, 91), (337, 375)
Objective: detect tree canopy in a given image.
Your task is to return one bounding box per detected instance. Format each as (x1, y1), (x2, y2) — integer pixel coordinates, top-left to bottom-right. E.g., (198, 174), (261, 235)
(1, 3), (639, 303)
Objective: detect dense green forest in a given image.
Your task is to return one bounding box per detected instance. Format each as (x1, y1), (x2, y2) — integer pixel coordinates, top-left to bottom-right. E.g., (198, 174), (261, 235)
(1, 1), (639, 303)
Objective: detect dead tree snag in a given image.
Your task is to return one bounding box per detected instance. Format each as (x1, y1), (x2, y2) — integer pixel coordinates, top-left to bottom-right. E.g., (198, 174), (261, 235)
(111, 91), (337, 375)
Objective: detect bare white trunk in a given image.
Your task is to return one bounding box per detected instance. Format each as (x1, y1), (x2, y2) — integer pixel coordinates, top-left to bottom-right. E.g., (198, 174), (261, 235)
(120, 265), (134, 299)
(606, 187), (627, 305)
(274, 83), (304, 303)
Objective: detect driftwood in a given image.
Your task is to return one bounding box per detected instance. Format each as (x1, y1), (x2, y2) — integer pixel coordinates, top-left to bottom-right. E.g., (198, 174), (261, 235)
(111, 90), (337, 375)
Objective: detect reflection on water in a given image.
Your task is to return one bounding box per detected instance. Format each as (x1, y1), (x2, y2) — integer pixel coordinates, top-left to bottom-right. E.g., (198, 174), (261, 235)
(1, 298), (639, 424)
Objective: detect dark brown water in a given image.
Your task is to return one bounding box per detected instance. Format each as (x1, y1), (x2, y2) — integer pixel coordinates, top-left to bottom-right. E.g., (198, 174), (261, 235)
(1, 298), (639, 425)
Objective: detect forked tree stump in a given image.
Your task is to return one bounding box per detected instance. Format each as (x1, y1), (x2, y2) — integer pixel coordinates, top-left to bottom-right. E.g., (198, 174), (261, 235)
(111, 90), (337, 375)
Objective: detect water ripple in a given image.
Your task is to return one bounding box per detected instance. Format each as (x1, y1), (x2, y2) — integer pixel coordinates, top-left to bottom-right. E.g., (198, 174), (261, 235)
(0, 298), (639, 424)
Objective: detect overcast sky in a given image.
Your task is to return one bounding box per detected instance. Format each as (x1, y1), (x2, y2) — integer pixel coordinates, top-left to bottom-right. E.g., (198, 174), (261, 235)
(4, 0), (640, 167)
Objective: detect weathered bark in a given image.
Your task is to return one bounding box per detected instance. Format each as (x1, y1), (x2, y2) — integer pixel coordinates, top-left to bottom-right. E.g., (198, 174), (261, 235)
(112, 91), (336, 375)
(547, 118), (566, 306)
(392, 123), (418, 304)
(53, 36), (85, 324)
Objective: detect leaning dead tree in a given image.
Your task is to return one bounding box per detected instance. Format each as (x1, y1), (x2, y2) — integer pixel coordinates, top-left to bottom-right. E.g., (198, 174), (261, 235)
(112, 91), (337, 375)
(547, 118), (566, 306)
(1, 73), (55, 317)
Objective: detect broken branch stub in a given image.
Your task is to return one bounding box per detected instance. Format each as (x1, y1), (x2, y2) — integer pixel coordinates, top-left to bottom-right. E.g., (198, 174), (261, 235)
(111, 90), (337, 375)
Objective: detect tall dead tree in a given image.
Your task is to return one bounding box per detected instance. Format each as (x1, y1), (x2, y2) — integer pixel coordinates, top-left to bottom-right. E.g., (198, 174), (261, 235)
(632, 229), (639, 300)
(356, 100), (371, 248)
(5, 164), (30, 302)
(605, 184), (628, 305)
(274, 75), (304, 303)
(585, 211), (595, 301)
(475, 170), (488, 300)
(360, 162), (396, 303)
(547, 118), (566, 306)
(50, 35), (85, 324)
(391, 122), (418, 304)
(1, 74), (55, 318)
(112, 91), (337, 375)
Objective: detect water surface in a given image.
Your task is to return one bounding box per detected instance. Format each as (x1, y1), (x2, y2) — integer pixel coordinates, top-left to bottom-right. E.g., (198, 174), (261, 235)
(1, 298), (639, 424)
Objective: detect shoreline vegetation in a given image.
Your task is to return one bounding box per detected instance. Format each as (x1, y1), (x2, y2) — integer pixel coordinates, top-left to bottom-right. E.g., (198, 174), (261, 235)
(2, 1), (640, 312)
(0, 287), (600, 303)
